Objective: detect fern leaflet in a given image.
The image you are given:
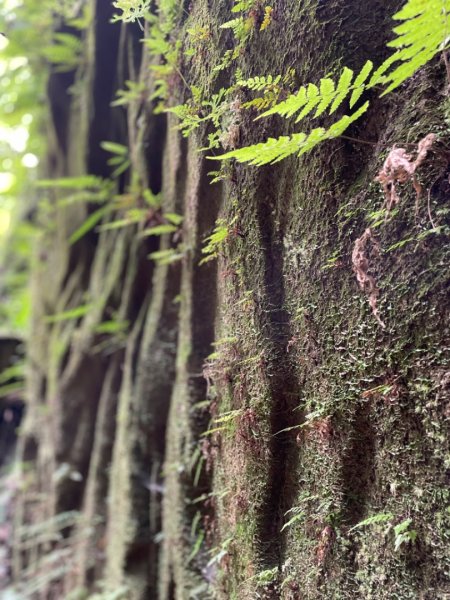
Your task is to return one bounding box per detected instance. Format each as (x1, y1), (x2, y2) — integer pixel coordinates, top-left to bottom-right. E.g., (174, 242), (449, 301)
(380, 0), (450, 93)
(237, 74), (282, 91)
(349, 512), (394, 532)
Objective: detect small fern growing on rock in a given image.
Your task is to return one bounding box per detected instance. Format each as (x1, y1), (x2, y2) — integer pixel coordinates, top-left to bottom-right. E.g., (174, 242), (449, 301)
(237, 69), (296, 110)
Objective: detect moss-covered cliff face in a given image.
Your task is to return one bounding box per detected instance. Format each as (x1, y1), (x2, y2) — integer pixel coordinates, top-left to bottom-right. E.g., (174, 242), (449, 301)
(11, 0), (450, 598)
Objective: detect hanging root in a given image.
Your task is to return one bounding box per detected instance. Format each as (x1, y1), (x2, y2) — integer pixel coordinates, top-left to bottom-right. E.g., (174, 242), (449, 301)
(352, 228), (385, 329)
(375, 133), (436, 213)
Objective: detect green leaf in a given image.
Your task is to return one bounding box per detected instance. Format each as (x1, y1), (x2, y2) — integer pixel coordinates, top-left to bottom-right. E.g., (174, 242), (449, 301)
(113, 0), (151, 23)
(0, 363), (25, 385)
(163, 212), (183, 225)
(325, 101), (369, 138)
(45, 303), (93, 324)
(148, 248), (184, 264)
(349, 512), (394, 532)
(394, 518), (413, 535)
(330, 67), (354, 113)
(100, 141), (129, 155)
(187, 530), (205, 563)
(349, 60), (373, 107)
(0, 381), (24, 398)
(110, 159), (131, 178)
(69, 206), (110, 245)
(97, 218), (138, 231)
(281, 510), (305, 532)
(37, 176), (106, 189)
(213, 409), (242, 424)
(314, 78), (335, 117)
(295, 83), (320, 122)
(259, 86), (307, 119)
(211, 132), (306, 166)
(94, 320), (129, 334)
(143, 189), (162, 208)
(378, 0), (450, 93)
(141, 224), (178, 236)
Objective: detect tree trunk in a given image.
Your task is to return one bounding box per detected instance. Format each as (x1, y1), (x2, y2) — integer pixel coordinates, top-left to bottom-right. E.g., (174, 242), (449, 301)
(12, 0), (450, 599)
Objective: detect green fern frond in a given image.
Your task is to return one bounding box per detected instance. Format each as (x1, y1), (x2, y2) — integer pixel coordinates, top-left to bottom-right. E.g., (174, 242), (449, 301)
(259, 85), (306, 119)
(200, 219), (230, 264)
(232, 0), (254, 12)
(192, 0), (445, 168)
(212, 103), (368, 166)
(237, 70), (296, 110)
(220, 17), (243, 32)
(213, 133), (307, 166)
(379, 0), (450, 93)
(168, 89), (229, 139)
(112, 0), (150, 23)
(258, 63), (372, 123)
(237, 74), (282, 91)
(241, 94), (279, 110)
(349, 512), (394, 532)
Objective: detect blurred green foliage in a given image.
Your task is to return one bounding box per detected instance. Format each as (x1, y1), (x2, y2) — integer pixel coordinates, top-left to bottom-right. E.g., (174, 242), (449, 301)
(0, 0), (88, 336)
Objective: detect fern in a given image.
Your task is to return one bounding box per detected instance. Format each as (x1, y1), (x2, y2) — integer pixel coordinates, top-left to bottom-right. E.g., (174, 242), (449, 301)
(100, 141), (130, 178)
(210, 62), (371, 165)
(37, 175), (107, 189)
(199, 218), (232, 264)
(281, 506), (305, 532)
(112, 0), (150, 23)
(168, 88), (229, 142)
(216, 49), (249, 75)
(237, 73), (283, 91)
(212, 0), (448, 167)
(258, 62), (373, 122)
(349, 512), (394, 532)
(237, 69), (296, 110)
(231, 0), (256, 11)
(111, 80), (147, 107)
(380, 0), (450, 93)
(221, 0), (271, 48)
(148, 247), (185, 265)
(213, 103), (368, 166)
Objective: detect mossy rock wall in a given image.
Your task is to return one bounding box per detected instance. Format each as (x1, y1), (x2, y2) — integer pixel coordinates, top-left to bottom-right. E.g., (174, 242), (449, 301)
(13, 0), (449, 599)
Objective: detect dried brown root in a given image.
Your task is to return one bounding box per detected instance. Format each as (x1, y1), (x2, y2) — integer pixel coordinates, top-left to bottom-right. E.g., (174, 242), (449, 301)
(375, 133), (436, 213)
(315, 525), (334, 565)
(352, 228), (385, 329)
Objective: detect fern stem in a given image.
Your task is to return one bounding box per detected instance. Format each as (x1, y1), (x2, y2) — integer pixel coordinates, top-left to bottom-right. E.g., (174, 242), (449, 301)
(339, 135), (377, 147)
(340, 135), (424, 149)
